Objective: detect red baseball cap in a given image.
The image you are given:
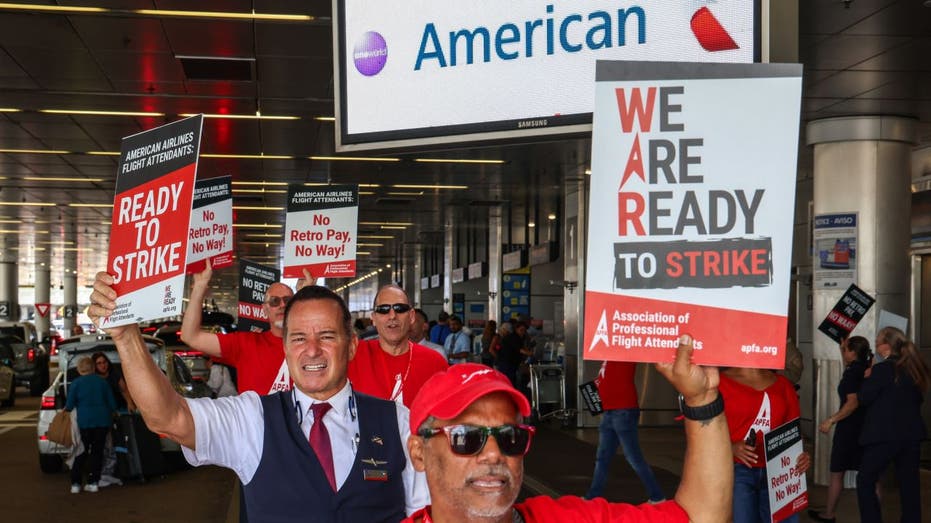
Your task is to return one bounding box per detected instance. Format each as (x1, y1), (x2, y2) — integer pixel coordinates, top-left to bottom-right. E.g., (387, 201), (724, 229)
(409, 363), (531, 433)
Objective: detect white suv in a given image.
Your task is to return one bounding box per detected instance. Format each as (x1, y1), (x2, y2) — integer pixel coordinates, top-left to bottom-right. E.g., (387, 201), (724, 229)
(36, 334), (177, 473)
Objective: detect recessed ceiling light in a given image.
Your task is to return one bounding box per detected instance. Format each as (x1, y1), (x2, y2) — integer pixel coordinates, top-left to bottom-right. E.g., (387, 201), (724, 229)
(0, 148), (69, 154)
(231, 181), (289, 186)
(414, 158), (505, 164)
(40, 109), (164, 117)
(310, 155), (400, 162)
(390, 184), (468, 190)
(68, 203), (112, 208)
(180, 113), (299, 120)
(202, 153), (293, 160)
(233, 205), (285, 211)
(24, 177), (104, 183)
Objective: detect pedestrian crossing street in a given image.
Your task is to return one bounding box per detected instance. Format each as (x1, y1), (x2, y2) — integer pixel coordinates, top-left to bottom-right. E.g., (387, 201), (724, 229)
(0, 409), (37, 435)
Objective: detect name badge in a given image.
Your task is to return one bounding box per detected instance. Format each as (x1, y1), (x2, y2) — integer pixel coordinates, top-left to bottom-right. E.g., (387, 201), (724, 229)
(364, 469), (388, 482)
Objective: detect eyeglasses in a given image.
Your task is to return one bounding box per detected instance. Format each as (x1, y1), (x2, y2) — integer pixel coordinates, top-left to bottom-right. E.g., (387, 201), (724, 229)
(418, 424), (535, 456)
(373, 303), (412, 315)
(265, 295), (291, 308)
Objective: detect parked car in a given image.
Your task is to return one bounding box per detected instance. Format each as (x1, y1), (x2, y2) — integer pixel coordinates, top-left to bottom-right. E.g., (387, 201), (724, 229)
(36, 333), (210, 473)
(0, 338), (15, 407)
(0, 321), (50, 396)
(152, 321), (184, 347)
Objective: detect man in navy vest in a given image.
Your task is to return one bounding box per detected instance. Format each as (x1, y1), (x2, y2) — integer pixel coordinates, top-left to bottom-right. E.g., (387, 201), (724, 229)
(88, 272), (429, 522)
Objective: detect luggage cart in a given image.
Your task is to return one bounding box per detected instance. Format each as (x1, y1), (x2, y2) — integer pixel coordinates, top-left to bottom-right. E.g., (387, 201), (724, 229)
(528, 363), (573, 421)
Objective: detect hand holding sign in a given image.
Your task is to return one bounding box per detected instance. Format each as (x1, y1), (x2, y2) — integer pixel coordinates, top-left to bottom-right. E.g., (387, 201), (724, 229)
(654, 334), (719, 407)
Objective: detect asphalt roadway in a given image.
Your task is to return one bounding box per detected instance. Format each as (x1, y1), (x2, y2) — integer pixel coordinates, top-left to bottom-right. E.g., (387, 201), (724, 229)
(4, 382), (928, 522)
(0, 391), (235, 523)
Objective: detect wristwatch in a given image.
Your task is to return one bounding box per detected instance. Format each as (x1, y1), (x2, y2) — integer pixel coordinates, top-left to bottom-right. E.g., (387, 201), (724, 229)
(678, 392), (724, 421)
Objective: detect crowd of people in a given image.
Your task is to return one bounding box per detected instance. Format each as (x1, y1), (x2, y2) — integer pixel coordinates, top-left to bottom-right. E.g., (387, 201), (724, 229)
(63, 261), (928, 523)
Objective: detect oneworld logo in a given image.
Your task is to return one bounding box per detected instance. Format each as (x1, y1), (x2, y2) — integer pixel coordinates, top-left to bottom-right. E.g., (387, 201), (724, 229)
(354, 31), (388, 76)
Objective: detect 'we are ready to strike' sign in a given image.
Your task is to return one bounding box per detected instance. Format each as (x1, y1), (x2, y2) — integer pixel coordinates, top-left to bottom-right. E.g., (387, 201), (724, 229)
(584, 61), (802, 368)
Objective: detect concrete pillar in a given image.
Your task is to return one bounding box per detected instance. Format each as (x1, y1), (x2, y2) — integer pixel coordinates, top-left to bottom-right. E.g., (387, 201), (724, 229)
(63, 264), (78, 333)
(488, 206), (503, 324)
(442, 206), (453, 313)
(806, 115), (917, 485)
(412, 243), (423, 307)
(565, 164), (594, 426)
(34, 261), (51, 339)
(0, 260), (17, 321)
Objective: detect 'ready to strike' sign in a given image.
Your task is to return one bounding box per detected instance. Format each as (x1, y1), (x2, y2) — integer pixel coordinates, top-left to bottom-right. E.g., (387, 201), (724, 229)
(283, 184), (358, 278)
(186, 175), (233, 274)
(104, 115), (203, 327)
(584, 61), (802, 368)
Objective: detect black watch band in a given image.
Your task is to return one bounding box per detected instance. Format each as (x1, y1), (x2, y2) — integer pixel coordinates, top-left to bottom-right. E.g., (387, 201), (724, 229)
(678, 392), (724, 421)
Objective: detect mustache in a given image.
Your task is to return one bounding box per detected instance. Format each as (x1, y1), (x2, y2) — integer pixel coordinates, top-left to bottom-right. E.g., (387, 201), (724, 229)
(465, 465), (513, 484)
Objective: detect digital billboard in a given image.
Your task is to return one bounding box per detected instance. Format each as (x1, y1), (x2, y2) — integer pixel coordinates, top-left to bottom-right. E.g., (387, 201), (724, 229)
(333, 0), (760, 151)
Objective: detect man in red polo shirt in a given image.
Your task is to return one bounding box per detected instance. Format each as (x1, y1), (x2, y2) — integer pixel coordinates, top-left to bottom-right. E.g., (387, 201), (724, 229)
(403, 335), (731, 523)
(348, 284), (448, 407)
(180, 261), (294, 394)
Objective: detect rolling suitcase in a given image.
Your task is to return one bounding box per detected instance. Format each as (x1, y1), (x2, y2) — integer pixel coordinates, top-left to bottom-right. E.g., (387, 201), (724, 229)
(113, 412), (165, 481)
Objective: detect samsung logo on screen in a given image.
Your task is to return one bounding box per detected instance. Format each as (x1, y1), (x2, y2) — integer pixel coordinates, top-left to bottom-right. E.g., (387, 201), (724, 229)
(517, 119), (549, 129)
(414, 3), (645, 70)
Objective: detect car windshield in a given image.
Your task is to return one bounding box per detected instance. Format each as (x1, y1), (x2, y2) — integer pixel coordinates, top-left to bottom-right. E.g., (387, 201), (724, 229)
(0, 326), (25, 342)
(58, 337), (166, 387)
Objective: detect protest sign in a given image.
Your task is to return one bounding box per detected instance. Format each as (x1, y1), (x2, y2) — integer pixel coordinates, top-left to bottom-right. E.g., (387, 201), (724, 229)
(817, 284), (875, 343)
(283, 184), (358, 278)
(187, 175), (233, 274)
(578, 381), (604, 415)
(764, 419), (808, 522)
(584, 61), (802, 368)
(813, 213), (857, 289)
(104, 115), (202, 327)
(238, 260), (279, 333)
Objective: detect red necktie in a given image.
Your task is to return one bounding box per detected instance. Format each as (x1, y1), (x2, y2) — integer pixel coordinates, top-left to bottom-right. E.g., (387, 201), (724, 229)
(309, 402), (336, 491)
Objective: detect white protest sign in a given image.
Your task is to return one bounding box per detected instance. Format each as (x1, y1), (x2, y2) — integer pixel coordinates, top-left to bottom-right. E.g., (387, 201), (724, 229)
(584, 61), (802, 368)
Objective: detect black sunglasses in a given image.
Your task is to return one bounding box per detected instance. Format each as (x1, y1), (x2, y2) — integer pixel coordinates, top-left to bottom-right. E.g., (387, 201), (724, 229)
(418, 424), (535, 456)
(266, 295), (291, 308)
(373, 303), (412, 315)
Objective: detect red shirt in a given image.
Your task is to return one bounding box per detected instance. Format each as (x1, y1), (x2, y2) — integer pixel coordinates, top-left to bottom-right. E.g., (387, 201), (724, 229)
(596, 361), (639, 410)
(402, 496), (688, 522)
(348, 339), (449, 408)
(719, 373), (800, 467)
(217, 330), (291, 395)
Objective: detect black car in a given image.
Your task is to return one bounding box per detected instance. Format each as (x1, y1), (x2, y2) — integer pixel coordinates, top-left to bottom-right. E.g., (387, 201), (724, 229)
(0, 321), (50, 396)
(0, 338), (15, 407)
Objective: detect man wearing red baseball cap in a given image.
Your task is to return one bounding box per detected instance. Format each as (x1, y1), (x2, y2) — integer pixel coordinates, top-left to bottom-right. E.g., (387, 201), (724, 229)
(404, 334), (731, 523)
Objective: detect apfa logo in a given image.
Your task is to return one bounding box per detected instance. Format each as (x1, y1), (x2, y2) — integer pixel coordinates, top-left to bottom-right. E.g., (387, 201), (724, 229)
(690, 5), (738, 52)
(353, 31), (388, 76)
(588, 310), (610, 351)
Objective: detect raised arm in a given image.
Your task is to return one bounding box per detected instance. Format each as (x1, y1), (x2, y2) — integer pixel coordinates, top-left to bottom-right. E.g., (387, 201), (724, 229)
(179, 260), (222, 358)
(655, 335), (731, 523)
(89, 272), (196, 449)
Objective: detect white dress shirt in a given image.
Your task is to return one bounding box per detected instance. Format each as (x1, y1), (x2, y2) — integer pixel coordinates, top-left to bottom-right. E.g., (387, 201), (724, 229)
(417, 337), (447, 359)
(181, 380), (429, 515)
(444, 331), (472, 364)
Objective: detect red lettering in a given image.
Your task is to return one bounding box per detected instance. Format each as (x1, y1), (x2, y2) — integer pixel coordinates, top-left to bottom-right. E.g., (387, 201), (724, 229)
(666, 252), (682, 277)
(731, 249), (750, 274)
(703, 250), (721, 276)
(617, 192), (646, 236)
(683, 251), (701, 276)
(619, 134), (646, 189)
(615, 87), (656, 133)
(751, 249), (767, 274)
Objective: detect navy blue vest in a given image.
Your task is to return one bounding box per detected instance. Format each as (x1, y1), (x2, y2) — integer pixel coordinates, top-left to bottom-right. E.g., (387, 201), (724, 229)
(245, 390), (406, 523)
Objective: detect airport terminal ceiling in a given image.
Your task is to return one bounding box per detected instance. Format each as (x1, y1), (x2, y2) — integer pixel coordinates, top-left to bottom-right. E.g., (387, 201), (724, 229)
(0, 0), (929, 310)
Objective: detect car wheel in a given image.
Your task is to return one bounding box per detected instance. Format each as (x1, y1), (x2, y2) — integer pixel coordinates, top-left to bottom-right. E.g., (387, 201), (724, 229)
(29, 362), (49, 396)
(0, 390), (12, 407)
(39, 453), (63, 473)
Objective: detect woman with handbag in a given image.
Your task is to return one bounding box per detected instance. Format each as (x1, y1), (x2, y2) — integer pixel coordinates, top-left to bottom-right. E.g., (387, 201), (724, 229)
(65, 356), (117, 494)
